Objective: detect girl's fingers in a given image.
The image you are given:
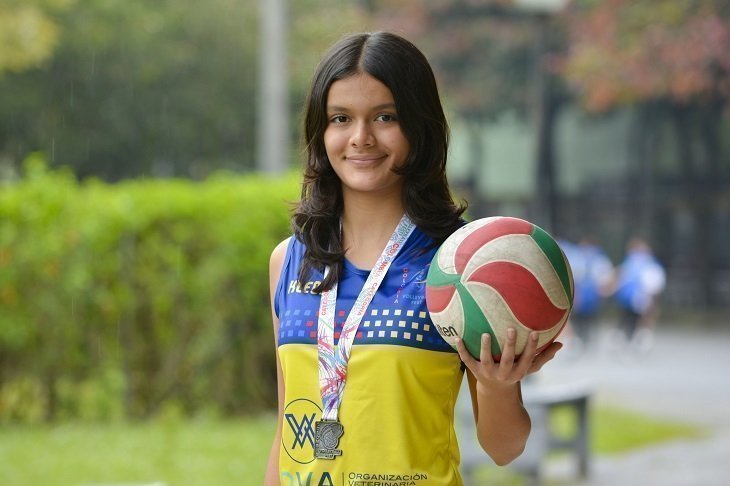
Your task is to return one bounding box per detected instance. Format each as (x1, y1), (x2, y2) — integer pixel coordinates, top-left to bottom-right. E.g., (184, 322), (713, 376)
(480, 333), (495, 366)
(516, 331), (540, 376)
(455, 337), (478, 374)
(498, 328), (517, 377)
(460, 330), (563, 384)
(529, 341), (563, 374)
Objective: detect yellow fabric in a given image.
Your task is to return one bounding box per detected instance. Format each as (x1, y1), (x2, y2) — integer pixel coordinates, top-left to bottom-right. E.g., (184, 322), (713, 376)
(278, 342), (464, 486)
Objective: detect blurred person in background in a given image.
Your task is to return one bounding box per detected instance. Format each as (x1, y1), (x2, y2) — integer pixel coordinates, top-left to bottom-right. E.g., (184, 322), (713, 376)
(612, 237), (666, 352)
(562, 236), (614, 353)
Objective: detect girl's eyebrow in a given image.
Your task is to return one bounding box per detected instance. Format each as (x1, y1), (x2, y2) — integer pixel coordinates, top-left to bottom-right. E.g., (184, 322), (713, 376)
(327, 103), (397, 112)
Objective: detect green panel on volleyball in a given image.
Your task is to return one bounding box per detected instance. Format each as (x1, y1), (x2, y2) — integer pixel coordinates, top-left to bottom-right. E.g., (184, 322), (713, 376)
(530, 226), (573, 305)
(426, 249), (461, 287)
(456, 284), (500, 358)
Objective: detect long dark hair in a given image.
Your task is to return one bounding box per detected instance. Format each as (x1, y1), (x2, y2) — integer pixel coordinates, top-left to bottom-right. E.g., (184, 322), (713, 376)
(293, 31), (466, 291)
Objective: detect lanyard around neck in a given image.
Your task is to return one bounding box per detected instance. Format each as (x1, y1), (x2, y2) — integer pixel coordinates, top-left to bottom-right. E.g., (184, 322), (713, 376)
(317, 215), (416, 421)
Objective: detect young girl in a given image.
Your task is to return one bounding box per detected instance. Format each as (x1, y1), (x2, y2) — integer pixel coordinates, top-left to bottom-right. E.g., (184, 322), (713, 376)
(265, 31), (561, 485)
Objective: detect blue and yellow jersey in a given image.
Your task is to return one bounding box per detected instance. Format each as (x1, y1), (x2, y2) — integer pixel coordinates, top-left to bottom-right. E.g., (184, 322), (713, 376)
(274, 228), (465, 486)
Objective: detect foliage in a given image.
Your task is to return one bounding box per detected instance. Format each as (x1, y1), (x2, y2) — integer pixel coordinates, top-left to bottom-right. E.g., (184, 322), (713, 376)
(0, 0), (261, 179)
(0, 0), (367, 180)
(365, 0), (730, 117)
(0, 0), (72, 75)
(0, 156), (299, 420)
(559, 0), (730, 111)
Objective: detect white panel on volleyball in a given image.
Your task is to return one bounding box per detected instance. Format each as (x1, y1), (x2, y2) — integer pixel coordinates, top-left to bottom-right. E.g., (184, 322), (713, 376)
(436, 218), (497, 273)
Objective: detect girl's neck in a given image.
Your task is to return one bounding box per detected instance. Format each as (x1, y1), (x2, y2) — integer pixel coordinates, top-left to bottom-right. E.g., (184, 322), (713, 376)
(340, 191), (405, 270)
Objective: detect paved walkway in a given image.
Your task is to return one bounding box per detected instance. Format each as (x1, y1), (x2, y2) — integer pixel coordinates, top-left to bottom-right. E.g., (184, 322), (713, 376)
(532, 322), (730, 485)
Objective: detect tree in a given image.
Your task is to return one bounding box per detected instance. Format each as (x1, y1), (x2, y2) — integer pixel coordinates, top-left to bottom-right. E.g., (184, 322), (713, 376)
(559, 0), (729, 111)
(0, 0), (366, 180)
(0, 0), (67, 75)
(558, 0), (730, 305)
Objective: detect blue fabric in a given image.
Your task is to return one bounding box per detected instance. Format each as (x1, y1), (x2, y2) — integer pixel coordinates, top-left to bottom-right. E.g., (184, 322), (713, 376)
(614, 249), (665, 314)
(274, 227), (455, 353)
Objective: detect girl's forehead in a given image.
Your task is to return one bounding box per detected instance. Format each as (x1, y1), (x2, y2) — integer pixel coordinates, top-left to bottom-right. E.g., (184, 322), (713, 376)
(327, 73), (395, 108)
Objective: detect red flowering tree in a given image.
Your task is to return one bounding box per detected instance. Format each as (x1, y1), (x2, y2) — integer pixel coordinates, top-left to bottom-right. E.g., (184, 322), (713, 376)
(559, 0), (729, 111)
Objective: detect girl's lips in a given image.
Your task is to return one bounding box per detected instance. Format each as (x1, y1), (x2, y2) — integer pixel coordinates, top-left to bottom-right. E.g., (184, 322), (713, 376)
(346, 154), (386, 163)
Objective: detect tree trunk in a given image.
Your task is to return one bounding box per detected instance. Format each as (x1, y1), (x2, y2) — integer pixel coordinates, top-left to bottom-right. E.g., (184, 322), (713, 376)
(672, 103), (713, 306)
(698, 99), (725, 306)
(533, 16), (559, 234)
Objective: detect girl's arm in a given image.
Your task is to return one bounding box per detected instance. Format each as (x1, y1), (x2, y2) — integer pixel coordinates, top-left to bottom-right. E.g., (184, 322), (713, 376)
(264, 238), (290, 485)
(264, 347), (284, 484)
(458, 330), (562, 465)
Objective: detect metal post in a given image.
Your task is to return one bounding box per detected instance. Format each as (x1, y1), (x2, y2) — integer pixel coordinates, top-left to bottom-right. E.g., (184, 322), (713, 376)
(257, 0), (289, 174)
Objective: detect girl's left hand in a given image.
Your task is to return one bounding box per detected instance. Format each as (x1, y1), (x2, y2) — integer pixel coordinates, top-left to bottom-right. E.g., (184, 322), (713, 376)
(455, 328), (562, 387)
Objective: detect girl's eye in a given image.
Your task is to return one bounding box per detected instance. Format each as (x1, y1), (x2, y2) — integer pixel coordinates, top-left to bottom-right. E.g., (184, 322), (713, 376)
(330, 115), (348, 124)
(376, 113), (397, 122)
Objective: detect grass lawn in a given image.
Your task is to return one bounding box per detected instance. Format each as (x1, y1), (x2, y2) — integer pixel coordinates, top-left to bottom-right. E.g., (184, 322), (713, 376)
(0, 414), (278, 486)
(0, 407), (703, 485)
(554, 405), (704, 454)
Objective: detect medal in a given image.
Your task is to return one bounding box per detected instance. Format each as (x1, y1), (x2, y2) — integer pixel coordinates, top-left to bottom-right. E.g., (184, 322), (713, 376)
(314, 419), (344, 459)
(316, 215), (415, 460)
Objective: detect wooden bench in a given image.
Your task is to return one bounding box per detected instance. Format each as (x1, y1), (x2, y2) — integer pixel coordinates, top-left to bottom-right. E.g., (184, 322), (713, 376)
(458, 380), (592, 485)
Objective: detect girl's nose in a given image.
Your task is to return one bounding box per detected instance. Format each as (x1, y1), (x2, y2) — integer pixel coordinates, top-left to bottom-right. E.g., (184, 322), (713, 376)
(350, 121), (374, 147)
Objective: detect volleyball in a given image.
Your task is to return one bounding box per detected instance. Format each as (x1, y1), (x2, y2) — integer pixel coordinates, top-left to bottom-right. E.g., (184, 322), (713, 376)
(426, 217), (574, 360)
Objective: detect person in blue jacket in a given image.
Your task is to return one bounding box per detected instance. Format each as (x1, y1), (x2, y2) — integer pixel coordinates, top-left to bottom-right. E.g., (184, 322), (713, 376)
(613, 237), (666, 350)
(564, 236), (614, 350)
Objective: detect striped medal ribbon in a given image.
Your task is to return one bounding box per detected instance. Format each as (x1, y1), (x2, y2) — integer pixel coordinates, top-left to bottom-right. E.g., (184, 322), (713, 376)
(314, 214), (415, 460)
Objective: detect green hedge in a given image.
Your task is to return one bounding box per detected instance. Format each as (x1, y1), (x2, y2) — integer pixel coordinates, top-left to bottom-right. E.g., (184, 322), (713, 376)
(0, 156), (299, 421)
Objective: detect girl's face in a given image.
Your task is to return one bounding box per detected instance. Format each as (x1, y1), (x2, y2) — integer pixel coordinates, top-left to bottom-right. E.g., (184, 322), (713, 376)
(323, 73), (410, 198)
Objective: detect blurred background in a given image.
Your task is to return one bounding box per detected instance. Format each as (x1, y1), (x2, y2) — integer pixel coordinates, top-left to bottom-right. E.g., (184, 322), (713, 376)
(0, 0), (728, 484)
